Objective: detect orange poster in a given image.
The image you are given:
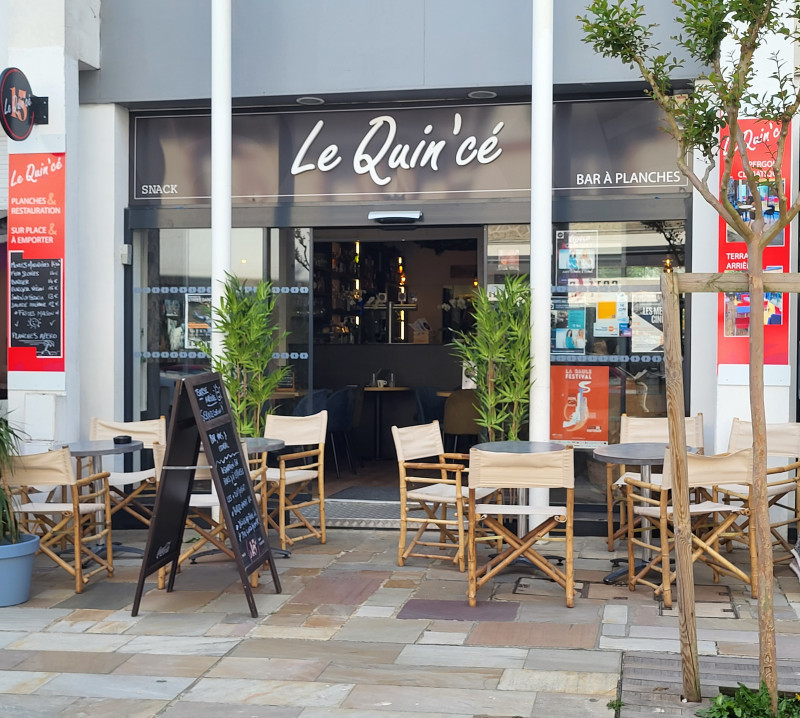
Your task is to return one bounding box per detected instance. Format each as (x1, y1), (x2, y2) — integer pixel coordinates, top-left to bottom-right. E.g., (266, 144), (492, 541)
(7, 153), (66, 372)
(550, 365), (609, 447)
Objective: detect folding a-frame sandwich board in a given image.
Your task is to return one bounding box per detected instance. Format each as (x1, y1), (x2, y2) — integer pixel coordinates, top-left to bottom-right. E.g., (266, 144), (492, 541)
(131, 372), (281, 618)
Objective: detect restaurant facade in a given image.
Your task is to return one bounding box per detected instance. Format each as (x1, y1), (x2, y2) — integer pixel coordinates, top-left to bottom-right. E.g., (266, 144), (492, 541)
(1, 1), (797, 520)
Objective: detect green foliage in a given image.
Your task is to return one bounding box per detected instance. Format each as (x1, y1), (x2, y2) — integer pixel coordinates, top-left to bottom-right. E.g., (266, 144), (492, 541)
(0, 417), (24, 543)
(198, 274), (289, 437)
(697, 683), (800, 717)
(607, 697), (625, 712)
(450, 275), (531, 442)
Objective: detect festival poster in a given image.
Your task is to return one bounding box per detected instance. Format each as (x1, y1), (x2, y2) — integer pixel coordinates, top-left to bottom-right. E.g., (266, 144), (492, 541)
(717, 120), (790, 365)
(550, 365), (609, 447)
(7, 153), (66, 373)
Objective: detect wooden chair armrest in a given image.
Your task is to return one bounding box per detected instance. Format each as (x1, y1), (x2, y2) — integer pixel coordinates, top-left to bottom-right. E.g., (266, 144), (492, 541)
(623, 476), (664, 492)
(76, 471), (111, 488)
(767, 460), (800, 476)
(278, 448), (321, 463)
(442, 452), (469, 461)
(403, 461), (465, 472)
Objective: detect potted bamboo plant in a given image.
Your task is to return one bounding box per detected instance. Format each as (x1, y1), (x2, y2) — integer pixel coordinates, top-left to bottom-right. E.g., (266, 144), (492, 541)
(0, 416), (40, 606)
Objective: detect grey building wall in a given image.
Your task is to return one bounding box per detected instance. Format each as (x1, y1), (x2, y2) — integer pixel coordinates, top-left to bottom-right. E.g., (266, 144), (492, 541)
(80, 0), (703, 106)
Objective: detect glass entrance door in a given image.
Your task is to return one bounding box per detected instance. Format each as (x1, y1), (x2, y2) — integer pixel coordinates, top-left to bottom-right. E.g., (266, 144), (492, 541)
(131, 227), (312, 422)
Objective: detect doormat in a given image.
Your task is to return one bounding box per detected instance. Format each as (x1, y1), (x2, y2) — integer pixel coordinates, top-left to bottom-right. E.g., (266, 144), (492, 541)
(300, 499), (401, 529)
(329, 485), (400, 501)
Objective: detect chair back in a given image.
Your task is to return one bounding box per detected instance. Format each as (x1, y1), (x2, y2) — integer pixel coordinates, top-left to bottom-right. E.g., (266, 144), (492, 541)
(90, 416), (167, 449)
(728, 418), (800, 458)
(292, 390), (328, 417)
(414, 387), (447, 425)
(468, 446), (574, 490)
(662, 447), (753, 490)
(325, 387), (357, 432)
(6, 447), (76, 487)
(392, 421), (445, 463)
(620, 413), (704, 452)
(264, 410), (328, 446)
(443, 389), (481, 436)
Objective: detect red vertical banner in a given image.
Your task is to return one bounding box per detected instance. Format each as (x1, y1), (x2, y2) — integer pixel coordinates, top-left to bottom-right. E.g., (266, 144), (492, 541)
(7, 153), (66, 372)
(717, 121), (790, 365)
(550, 365), (609, 447)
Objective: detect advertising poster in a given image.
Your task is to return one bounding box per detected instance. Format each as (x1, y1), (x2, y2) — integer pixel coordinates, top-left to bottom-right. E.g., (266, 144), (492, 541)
(185, 294), (212, 348)
(7, 153), (66, 373)
(717, 120), (790, 365)
(555, 229), (598, 286)
(550, 297), (586, 354)
(631, 293), (664, 353)
(550, 365), (609, 447)
(593, 292), (631, 338)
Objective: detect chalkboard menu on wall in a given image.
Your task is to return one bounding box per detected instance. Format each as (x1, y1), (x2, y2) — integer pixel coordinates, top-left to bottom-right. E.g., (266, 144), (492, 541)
(132, 372), (280, 618)
(9, 252), (62, 357)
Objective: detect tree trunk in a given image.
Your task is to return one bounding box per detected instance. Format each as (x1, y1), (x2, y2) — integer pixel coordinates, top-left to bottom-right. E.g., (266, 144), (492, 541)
(747, 241), (778, 710)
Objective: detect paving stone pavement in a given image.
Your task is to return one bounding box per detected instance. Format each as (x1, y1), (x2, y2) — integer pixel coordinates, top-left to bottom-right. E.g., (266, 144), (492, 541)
(2, 528), (800, 717)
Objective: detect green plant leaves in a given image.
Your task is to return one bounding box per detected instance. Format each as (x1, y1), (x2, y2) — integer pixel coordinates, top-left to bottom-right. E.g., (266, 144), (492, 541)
(697, 683), (800, 718)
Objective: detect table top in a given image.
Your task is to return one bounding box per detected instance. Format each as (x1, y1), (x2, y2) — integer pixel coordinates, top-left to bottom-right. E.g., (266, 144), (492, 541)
(593, 441), (684, 466)
(67, 439), (144, 457)
(241, 437), (285, 454)
(473, 440), (566, 454)
(364, 386), (411, 392)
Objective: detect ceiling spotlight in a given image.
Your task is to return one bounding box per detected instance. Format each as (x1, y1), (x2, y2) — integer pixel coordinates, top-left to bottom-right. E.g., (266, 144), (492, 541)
(296, 96), (325, 106)
(467, 90), (497, 100)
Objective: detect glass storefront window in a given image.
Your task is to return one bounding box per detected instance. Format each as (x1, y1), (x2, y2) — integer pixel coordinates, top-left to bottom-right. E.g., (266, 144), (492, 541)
(551, 220), (686, 503)
(132, 227), (311, 422)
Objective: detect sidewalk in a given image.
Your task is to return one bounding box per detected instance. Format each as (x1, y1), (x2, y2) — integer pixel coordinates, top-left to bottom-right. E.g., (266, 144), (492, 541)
(1, 527), (799, 717)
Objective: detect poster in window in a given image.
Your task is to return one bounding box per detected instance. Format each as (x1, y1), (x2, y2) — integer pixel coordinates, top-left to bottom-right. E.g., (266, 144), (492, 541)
(555, 229), (598, 286)
(550, 365), (609, 447)
(631, 293), (664, 352)
(550, 297), (586, 354)
(185, 294), (212, 349)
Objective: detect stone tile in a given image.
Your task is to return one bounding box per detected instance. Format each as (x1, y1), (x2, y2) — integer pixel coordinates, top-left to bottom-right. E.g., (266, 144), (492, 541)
(124, 612), (227, 636)
(182, 677), (352, 707)
(516, 598), (603, 624)
(364, 588), (415, 607)
(0, 694), (79, 717)
(201, 591), (290, 615)
(716, 641), (758, 657)
(230, 638), (403, 664)
(468, 620), (598, 649)
(117, 635), (240, 656)
(603, 604), (628, 624)
(523, 648), (621, 673)
(342, 683), (536, 716)
(7, 632), (133, 653)
(290, 570), (391, 605)
(396, 598), (518, 622)
(599, 636), (718, 655)
(0, 607), (71, 632)
(0, 649), (34, 669)
(532, 692), (616, 716)
(319, 662), (502, 689)
(53, 697), (168, 717)
(499, 667), (618, 694)
(585, 583), (655, 602)
(208, 656), (328, 681)
(0, 669), (55, 693)
(37, 672), (194, 700)
(15, 650), (131, 674)
(662, 602), (738, 619)
(161, 703), (301, 718)
(335, 617), (428, 643)
(113, 654), (219, 677)
(133, 590), (223, 613)
(0, 632), (29, 649)
(603, 624), (626, 636)
(384, 578), (419, 589)
(250, 625), (338, 640)
(305, 614), (346, 629)
(418, 630), (467, 645)
(409, 579), (475, 601)
(396, 644), (527, 669)
(52, 582), (145, 611)
(301, 711), (467, 718)
(354, 605), (395, 617)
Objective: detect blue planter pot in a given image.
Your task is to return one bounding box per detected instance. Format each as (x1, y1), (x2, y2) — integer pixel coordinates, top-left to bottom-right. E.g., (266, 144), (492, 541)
(0, 533), (40, 606)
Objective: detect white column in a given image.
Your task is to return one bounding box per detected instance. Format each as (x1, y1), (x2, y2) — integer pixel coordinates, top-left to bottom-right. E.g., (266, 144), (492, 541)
(529, 0), (554, 513)
(211, 0), (232, 357)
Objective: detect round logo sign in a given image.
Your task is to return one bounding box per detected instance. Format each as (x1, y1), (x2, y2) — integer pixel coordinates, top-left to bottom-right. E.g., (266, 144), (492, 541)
(1, 67), (35, 141)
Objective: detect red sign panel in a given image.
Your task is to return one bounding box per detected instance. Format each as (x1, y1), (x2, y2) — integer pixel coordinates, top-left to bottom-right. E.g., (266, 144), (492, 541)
(7, 153), (66, 372)
(550, 365), (609, 447)
(717, 120), (790, 365)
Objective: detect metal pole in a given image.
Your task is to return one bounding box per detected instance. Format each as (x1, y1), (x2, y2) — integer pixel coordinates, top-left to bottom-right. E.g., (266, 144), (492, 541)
(211, 0), (232, 358)
(529, 0), (554, 517)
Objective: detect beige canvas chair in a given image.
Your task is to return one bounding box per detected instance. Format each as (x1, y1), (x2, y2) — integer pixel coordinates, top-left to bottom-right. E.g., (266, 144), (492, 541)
(7, 447), (113, 593)
(89, 416), (167, 527)
(625, 447), (755, 608)
(466, 445), (575, 607)
(392, 421), (489, 571)
(722, 418), (800, 565)
(251, 411), (328, 551)
(606, 413), (704, 551)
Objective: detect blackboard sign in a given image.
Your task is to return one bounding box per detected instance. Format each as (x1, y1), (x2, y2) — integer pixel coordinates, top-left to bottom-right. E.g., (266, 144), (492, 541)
(132, 372), (280, 618)
(9, 252), (62, 357)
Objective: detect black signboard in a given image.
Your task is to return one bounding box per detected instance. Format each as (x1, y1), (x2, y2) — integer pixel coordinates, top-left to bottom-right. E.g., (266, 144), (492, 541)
(9, 253), (62, 357)
(1, 67), (34, 141)
(132, 372), (280, 617)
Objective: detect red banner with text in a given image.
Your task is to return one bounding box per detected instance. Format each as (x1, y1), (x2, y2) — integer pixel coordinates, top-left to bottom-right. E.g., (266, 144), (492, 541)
(550, 365), (609, 447)
(7, 153), (66, 372)
(718, 121), (790, 365)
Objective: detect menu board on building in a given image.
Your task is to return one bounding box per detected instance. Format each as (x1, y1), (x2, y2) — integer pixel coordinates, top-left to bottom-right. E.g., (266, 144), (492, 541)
(132, 372), (281, 618)
(9, 253), (62, 357)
